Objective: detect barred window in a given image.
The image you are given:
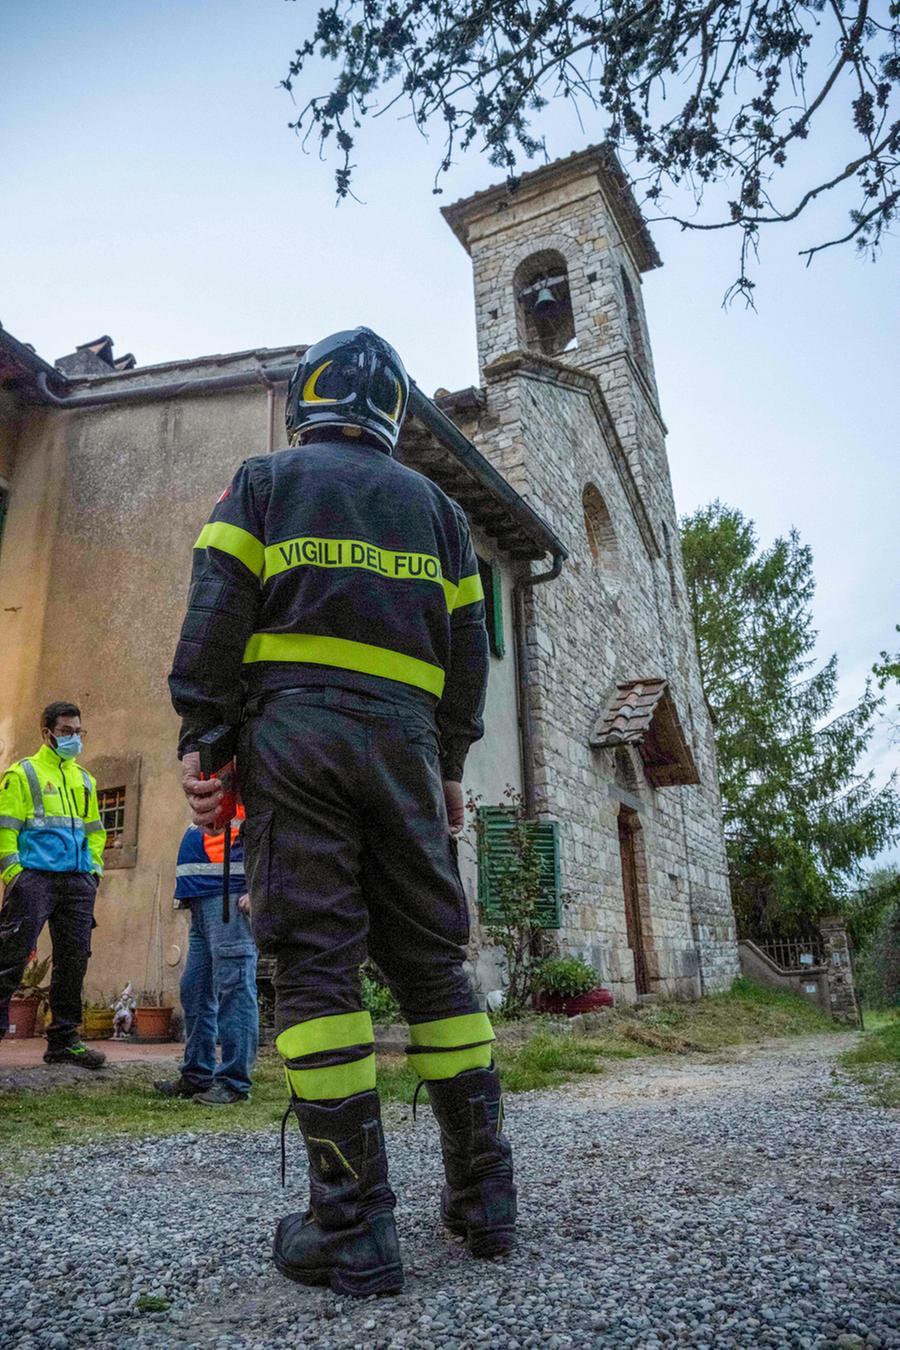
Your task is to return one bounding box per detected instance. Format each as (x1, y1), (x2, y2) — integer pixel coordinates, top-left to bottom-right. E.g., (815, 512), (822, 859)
(89, 755), (140, 869)
(98, 786), (127, 849)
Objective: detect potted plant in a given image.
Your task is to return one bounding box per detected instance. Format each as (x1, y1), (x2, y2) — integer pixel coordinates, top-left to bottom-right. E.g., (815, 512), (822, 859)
(134, 990), (173, 1041)
(81, 997), (115, 1041)
(7, 955), (51, 1039)
(533, 956), (614, 1016)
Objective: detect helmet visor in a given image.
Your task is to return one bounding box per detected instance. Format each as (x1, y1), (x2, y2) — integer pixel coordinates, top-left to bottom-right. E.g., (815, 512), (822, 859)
(303, 356), (359, 404)
(368, 357), (404, 423)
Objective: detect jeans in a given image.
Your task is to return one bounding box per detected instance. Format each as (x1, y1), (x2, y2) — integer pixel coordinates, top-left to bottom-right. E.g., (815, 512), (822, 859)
(180, 895), (259, 1096)
(0, 869), (97, 1047)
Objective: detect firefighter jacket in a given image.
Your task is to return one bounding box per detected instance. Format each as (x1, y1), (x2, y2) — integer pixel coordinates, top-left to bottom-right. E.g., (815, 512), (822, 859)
(169, 437), (490, 780)
(0, 745), (106, 886)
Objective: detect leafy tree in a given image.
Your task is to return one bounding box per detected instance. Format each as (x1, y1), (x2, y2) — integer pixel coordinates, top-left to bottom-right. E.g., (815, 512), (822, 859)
(873, 623), (900, 725)
(283, 1), (899, 297)
(855, 876), (900, 1008)
(844, 864), (900, 953)
(681, 501), (900, 938)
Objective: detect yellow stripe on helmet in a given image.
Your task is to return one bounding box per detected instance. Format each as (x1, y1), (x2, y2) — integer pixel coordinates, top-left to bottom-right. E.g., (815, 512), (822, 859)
(302, 359), (339, 404)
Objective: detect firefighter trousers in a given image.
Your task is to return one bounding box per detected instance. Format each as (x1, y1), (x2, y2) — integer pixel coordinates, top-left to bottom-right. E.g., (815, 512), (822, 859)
(237, 686), (494, 1100)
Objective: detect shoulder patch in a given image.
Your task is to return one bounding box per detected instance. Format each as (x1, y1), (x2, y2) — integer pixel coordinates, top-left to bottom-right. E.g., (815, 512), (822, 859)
(216, 483), (232, 504)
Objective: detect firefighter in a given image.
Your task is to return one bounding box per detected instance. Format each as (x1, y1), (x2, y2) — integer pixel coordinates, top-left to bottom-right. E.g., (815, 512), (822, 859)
(169, 328), (515, 1297)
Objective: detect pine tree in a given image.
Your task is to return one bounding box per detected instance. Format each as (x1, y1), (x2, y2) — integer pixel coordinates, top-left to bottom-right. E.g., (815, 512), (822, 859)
(681, 501), (900, 938)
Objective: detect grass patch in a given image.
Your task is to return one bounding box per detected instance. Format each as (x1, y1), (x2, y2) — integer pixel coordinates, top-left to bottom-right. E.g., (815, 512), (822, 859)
(135, 1296), (170, 1313)
(0, 1035), (600, 1175)
(839, 1014), (900, 1107)
(0, 979), (840, 1172)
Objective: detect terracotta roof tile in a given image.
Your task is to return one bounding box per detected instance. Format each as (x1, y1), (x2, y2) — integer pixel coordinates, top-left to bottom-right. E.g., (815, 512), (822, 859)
(590, 679), (700, 787)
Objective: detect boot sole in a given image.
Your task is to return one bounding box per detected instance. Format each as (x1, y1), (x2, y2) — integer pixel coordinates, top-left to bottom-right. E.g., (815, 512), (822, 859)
(272, 1250), (404, 1298)
(443, 1215), (515, 1259)
(43, 1059), (105, 1070)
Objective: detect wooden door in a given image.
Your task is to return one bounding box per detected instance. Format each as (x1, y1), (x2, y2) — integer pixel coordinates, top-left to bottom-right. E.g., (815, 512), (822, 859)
(618, 813), (649, 995)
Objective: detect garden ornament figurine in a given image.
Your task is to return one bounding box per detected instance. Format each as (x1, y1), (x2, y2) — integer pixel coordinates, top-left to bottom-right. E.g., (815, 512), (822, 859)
(112, 983), (136, 1039)
(169, 327), (516, 1297)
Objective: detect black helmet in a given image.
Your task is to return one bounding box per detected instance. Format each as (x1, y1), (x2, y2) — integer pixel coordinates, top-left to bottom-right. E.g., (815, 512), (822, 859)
(285, 327), (409, 454)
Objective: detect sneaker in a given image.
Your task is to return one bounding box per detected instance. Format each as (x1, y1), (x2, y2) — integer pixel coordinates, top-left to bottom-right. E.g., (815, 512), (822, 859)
(153, 1075), (208, 1099)
(192, 1083), (248, 1106)
(43, 1041), (106, 1070)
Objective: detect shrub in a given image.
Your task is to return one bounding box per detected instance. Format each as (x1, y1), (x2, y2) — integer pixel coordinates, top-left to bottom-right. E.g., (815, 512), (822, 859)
(857, 899), (900, 1009)
(360, 964), (400, 1025)
(534, 956), (599, 998)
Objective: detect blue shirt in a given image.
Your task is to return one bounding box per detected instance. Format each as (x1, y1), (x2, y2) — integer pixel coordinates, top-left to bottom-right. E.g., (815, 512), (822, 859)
(174, 823), (245, 906)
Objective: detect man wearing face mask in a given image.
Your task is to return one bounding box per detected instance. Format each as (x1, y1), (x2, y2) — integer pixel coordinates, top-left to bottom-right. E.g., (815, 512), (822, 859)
(0, 701), (107, 1066)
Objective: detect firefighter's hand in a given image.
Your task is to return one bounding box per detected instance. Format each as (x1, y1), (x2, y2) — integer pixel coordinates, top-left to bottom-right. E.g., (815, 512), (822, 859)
(443, 779), (465, 835)
(237, 892), (250, 915)
(180, 751), (223, 829)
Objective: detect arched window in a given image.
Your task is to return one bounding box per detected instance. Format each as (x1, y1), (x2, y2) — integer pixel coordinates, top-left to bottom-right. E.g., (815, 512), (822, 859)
(514, 250), (576, 357)
(582, 484), (621, 587)
(621, 267), (648, 373)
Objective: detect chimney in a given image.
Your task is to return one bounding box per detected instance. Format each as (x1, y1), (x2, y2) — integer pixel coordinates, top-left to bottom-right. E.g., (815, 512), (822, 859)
(55, 335), (136, 377)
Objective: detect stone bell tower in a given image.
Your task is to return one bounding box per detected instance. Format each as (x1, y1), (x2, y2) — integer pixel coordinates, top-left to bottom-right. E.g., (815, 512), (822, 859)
(441, 145), (663, 479)
(441, 146), (740, 1001)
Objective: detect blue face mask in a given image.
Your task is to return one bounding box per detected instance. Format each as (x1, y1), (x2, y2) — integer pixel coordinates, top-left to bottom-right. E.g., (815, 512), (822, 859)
(52, 734), (82, 760)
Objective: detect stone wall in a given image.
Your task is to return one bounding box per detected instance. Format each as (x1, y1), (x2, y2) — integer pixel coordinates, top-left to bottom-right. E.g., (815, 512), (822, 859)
(819, 919), (861, 1026)
(446, 151), (739, 1000)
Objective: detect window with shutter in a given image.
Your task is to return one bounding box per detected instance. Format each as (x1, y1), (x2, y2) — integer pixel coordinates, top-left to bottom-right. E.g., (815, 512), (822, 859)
(476, 555), (505, 658)
(477, 806), (561, 929)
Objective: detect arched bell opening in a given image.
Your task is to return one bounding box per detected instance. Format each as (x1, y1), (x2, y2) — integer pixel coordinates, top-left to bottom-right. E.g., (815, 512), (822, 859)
(514, 250), (576, 357)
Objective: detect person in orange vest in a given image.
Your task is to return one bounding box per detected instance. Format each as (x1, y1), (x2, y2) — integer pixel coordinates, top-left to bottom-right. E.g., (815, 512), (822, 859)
(154, 808), (258, 1104)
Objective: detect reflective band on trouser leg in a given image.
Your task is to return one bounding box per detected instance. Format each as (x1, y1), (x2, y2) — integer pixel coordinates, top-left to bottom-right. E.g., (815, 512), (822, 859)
(406, 1012), (496, 1081)
(276, 1010), (376, 1102)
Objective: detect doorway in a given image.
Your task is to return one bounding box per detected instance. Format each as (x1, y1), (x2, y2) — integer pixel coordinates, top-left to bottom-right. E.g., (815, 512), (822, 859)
(618, 809), (650, 995)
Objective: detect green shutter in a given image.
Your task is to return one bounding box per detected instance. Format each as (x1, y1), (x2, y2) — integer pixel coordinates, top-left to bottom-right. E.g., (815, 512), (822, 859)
(476, 555), (505, 658)
(477, 806), (561, 929)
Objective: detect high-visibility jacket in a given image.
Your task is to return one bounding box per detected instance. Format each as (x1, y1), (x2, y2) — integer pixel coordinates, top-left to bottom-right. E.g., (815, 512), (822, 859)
(174, 819), (246, 907)
(168, 436), (490, 779)
(0, 744), (106, 886)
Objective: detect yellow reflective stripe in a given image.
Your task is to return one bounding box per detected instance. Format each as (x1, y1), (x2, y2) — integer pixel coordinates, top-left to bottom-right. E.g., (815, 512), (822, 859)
(275, 1010), (373, 1060)
(243, 633), (446, 698)
(407, 1012), (495, 1049)
(406, 1043), (493, 1081)
(264, 535), (445, 593)
(195, 521), (264, 579)
(302, 359), (338, 404)
(284, 1055), (377, 1101)
(453, 571), (484, 611)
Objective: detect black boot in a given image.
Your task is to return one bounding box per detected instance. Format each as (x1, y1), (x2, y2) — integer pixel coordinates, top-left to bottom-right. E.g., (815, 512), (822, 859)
(273, 1090), (404, 1297)
(426, 1065), (516, 1257)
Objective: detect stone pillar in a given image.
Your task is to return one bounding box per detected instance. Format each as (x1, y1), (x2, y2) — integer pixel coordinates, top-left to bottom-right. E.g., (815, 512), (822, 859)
(819, 917), (861, 1026)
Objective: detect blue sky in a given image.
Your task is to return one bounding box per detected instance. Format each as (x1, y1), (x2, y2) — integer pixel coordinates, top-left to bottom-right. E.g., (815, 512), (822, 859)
(2, 2), (897, 855)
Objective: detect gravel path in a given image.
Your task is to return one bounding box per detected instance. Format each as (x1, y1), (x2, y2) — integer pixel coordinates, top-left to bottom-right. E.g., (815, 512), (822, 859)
(1, 1034), (897, 1350)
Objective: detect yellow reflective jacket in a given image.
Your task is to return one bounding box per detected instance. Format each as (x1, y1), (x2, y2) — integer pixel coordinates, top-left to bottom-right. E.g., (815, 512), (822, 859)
(0, 745), (106, 886)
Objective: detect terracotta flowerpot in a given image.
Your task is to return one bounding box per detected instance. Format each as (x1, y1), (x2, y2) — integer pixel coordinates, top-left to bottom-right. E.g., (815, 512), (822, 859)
(534, 987), (614, 1017)
(7, 997), (40, 1039)
(134, 1006), (173, 1041)
(82, 1008), (114, 1040)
